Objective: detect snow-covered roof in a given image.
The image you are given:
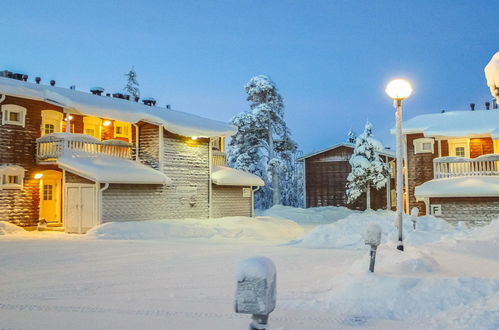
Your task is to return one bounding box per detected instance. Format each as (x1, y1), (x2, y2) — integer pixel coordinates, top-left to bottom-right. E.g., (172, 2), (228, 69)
(397, 110), (499, 139)
(58, 154), (171, 184)
(415, 176), (499, 198)
(297, 143), (395, 162)
(485, 52), (499, 100)
(0, 77), (236, 138)
(211, 166), (264, 187)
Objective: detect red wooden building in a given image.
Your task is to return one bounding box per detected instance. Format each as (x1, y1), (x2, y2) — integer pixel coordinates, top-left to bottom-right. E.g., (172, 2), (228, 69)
(297, 143), (396, 210)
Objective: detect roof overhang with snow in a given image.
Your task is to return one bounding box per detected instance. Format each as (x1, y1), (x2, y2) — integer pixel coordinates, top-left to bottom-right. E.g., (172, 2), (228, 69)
(58, 154), (172, 184)
(211, 166), (265, 186)
(0, 77), (237, 138)
(392, 110), (499, 139)
(297, 143), (395, 162)
(415, 176), (499, 198)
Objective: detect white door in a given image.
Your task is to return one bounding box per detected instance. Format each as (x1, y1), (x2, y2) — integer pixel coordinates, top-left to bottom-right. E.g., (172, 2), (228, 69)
(64, 184), (98, 234)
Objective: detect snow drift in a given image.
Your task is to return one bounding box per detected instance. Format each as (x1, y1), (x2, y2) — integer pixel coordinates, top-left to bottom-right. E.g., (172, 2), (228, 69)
(86, 216), (304, 241)
(0, 221), (25, 235)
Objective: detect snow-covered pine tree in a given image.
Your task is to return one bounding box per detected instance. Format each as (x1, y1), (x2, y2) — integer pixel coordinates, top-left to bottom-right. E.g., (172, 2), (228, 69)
(124, 67), (140, 99)
(348, 129), (357, 143)
(228, 75), (298, 208)
(346, 121), (389, 210)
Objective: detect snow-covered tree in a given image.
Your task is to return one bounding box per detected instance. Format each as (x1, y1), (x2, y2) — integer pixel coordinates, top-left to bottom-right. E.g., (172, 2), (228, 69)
(348, 129), (357, 143)
(228, 75), (299, 209)
(346, 121), (389, 210)
(124, 67), (140, 99)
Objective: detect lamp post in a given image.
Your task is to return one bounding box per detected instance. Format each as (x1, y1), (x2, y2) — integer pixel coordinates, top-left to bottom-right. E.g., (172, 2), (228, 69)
(385, 79), (412, 252)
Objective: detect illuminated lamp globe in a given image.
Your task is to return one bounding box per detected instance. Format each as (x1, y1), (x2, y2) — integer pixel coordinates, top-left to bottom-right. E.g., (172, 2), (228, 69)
(385, 79), (413, 100)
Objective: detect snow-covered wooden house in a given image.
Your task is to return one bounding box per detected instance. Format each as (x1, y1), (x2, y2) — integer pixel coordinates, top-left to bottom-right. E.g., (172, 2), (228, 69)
(297, 143), (395, 210)
(401, 106), (499, 224)
(0, 74), (264, 233)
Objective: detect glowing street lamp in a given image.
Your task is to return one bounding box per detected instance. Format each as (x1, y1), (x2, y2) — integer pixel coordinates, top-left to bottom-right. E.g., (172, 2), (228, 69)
(386, 79), (413, 251)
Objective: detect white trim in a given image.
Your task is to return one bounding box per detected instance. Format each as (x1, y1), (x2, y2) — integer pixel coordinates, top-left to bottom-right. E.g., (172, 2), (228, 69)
(303, 160), (307, 208)
(1, 104), (27, 127)
(413, 137), (435, 154)
(404, 135), (410, 213)
(0, 94), (6, 104)
(448, 138), (470, 158)
(0, 165), (26, 190)
(158, 125), (164, 171)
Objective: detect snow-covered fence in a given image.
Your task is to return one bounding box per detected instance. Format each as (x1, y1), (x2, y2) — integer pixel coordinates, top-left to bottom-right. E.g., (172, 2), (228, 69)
(433, 154), (499, 178)
(212, 150), (227, 166)
(235, 256), (276, 330)
(36, 133), (132, 162)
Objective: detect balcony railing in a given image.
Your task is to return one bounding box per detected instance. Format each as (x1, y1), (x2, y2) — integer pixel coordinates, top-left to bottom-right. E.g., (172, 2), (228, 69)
(433, 154), (499, 179)
(36, 133), (133, 163)
(212, 150), (227, 166)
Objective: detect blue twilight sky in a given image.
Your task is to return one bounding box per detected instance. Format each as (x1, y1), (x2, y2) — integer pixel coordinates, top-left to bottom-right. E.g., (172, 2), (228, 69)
(1, 1), (498, 153)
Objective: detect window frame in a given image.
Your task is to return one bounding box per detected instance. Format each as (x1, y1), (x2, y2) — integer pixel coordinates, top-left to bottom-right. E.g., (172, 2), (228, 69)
(83, 116), (102, 140)
(113, 121), (131, 140)
(1, 104), (27, 127)
(413, 137), (435, 154)
(0, 165), (26, 190)
(448, 138), (470, 158)
(41, 110), (63, 136)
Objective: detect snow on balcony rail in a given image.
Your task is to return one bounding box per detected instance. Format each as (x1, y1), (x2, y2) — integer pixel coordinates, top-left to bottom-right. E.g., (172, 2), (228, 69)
(433, 154), (499, 178)
(36, 133), (133, 161)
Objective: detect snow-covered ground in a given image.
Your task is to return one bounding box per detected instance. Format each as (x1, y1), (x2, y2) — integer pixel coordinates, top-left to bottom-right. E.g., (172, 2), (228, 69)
(1, 206), (498, 329)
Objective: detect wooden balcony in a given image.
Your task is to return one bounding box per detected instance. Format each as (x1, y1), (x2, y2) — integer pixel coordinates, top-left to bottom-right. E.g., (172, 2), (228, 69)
(212, 150), (227, 166)
(36, 133), (133, 163)
(433, 154), (499, 179)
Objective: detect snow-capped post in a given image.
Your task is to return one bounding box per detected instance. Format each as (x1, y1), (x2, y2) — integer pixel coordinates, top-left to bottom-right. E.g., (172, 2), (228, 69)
(346, 122), (389, 210)
(365, 223), (382, 272)
(235, 256), (276, 330)
(385, 79), (413, 252)
(410, 207), (419, 230)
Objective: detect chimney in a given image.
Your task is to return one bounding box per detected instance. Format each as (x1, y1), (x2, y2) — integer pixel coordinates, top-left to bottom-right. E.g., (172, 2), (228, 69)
(70, 85), (76, 90)
(90, 87), (104, 96)
(12, 73), (25, 81)
(50, 80), (56, 86)
(441, 110), (445, 113)
(142, 97), (156, 106)
(134, 96), (139, 102)
(485, 102), (490, 110)
(470, 103), (475, 111)
(123, 94), (130, 101)
(166, 104), (171, 109)
(22, 74), (28, 81)
(493, 99), (498, 109)
(35, 77), (41, 84)
(112, 92), (125, 99)
(106, 93), (111, 97)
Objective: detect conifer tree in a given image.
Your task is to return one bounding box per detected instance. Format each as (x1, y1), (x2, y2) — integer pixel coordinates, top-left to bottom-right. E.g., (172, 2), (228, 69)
(124, 66), (140, 99)
(346, 121), (389, 209)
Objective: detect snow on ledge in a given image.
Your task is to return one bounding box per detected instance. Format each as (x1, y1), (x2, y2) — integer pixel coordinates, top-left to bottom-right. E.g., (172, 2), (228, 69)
(211, 166), (264, 186)
(415, 176), (499, 198)
(58, 154), (171, 184)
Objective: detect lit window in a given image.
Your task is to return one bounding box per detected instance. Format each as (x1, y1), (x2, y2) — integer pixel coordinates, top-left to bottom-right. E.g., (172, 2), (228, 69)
(455, 147), (465, 157)
(43, 184), (53, 201)
(41, 110), (63, 136)
(0, 165), (25, 190)
(83, 116), (102, 140)
(1, 104), (27, 127)
(114, 121), (131, 140)
(44, 123), (55, 135)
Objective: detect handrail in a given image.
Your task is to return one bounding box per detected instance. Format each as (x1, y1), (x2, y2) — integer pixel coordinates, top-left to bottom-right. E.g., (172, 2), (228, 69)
(433, 154), (499, 178)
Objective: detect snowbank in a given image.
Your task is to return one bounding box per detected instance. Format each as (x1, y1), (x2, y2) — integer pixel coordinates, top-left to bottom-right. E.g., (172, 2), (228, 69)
(295, 210), (459, 249)
(86, 216), (304, 241)
(258, 205), (358, 226)
(0, 221), (25, 235)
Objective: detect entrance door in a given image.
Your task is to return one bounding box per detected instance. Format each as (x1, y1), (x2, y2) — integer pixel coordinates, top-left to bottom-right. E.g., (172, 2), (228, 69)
(40, 170), (62, 223)
(64, 184), (98, 233)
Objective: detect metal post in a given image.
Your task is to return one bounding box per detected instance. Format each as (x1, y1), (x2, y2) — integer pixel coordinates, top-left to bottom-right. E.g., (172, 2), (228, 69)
(395, 99), (404, 251)
(369, 246), (377, 272)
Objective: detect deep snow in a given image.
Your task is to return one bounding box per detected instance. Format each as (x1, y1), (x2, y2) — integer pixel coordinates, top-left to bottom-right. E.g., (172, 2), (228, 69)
(1, 206), (498, 330)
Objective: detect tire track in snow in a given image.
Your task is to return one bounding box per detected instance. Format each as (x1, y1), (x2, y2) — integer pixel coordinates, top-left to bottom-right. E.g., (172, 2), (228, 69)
(0, 302), (350, 325)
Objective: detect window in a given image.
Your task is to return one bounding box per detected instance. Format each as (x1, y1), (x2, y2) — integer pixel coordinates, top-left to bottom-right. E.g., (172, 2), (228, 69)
(413, 138), (434, 154)
(83, 116), (102, 140)
(1, 104), (27, 127)
(0, 165), (25, 190)
(455, 147), (465, 157)
(41, 110), (63, 136)
(114, 121), (131, 141)
(43, 184), (53, 200)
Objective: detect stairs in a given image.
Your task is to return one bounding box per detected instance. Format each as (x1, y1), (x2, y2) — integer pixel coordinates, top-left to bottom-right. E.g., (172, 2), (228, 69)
(37, 222), (65, 232)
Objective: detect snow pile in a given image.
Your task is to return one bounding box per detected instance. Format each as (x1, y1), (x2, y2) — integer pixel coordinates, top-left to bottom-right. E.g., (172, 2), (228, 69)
(0, 221), (26, 235)
(211, 165), (264, 186)
(296, 210), (459, 249)
(258, 205), (358, 226)
(86, 216), (304, 241)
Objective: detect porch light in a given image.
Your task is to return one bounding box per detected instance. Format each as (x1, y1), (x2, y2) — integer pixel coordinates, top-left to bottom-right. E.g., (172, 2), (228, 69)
(103, 120), (111, 127)
(34, 173), (43, 179)
(67, 115), (73, 120)
(385, 79), (413, 101)
(191, 136), (198, 140)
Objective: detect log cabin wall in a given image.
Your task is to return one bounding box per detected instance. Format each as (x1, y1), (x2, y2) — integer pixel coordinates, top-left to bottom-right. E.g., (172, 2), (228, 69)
(211, 185), (252, 218)
(304, 145), (393, 210)
(0, 96), (63, 226)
